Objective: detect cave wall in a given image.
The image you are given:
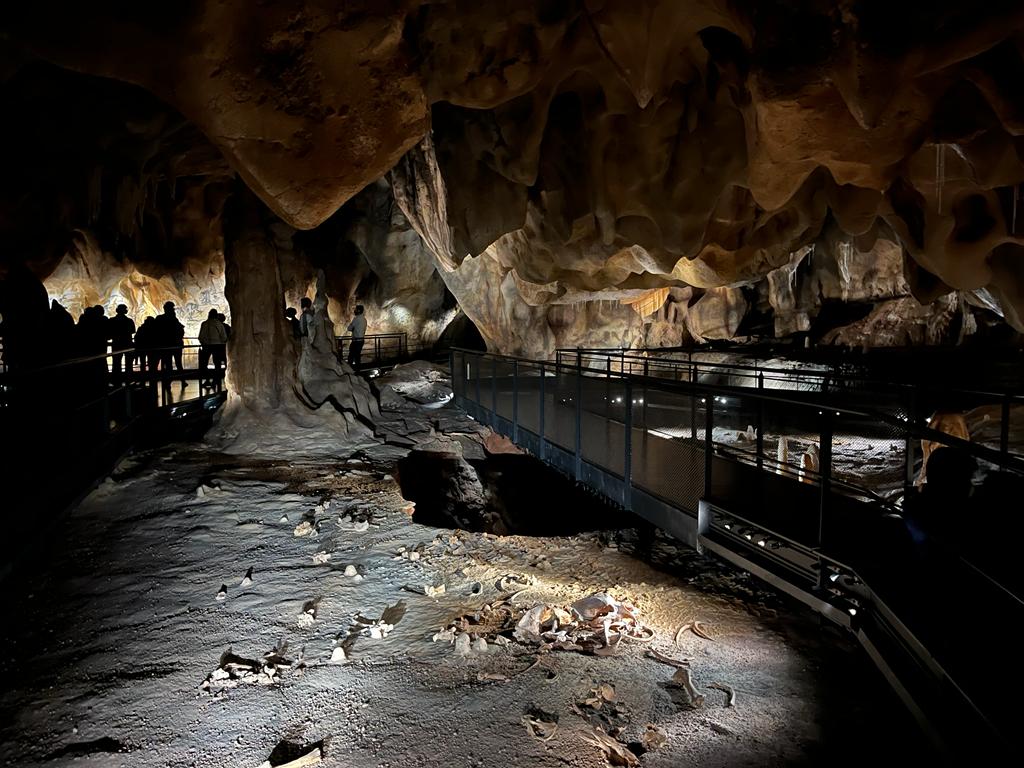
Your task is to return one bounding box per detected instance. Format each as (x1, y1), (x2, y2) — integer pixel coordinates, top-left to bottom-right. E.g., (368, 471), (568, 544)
(4, 1), (1024, 380)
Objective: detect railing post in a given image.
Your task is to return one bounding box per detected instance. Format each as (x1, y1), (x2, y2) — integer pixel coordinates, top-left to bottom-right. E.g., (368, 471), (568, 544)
(1000, 394), (1011, 457)
(624, 378), (632, 511)
(539, 361), (546, 461)
(449, 349), (456, 403)
(817, 410), (833, 588)
(704, 394), (713, 497)
(904, 387), (918, 497)
(491, 356), (498, 419)
(756, 372), (764, 470)
(474, 354), (481, 406)
(575, 351), (583, 481)
(512, 359), (519, 443)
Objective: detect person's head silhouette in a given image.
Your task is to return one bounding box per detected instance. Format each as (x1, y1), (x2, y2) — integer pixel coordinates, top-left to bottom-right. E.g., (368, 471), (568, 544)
(217, 313), (226, 322)
(116, 304), (128, 316)
(923, 447), (975, 500)
(163, 301), (175, 314)
(301, 297), (312, 310)
(355, 305), (364, 315)
(285, 307), (297, 318)
(208, 308), (219, 320)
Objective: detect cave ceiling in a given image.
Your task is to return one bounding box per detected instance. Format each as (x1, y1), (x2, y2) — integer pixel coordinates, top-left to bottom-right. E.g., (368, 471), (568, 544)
(4, 0), (1024, 330)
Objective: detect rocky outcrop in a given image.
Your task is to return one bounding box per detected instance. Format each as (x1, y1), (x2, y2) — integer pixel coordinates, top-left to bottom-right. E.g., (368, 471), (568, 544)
(4, 1), (1024, 378)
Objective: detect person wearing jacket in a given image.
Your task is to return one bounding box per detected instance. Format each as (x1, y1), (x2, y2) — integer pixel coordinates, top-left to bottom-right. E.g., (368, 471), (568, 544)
(197, 308), (228, 388)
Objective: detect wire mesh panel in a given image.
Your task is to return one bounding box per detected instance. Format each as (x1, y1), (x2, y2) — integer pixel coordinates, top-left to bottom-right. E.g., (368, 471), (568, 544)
(516, 362), (543, 435)
(631, 426), (705, 512)
(830, 410), (907, 507)
(465, 354), (482, 406)
(493, 358), (516, 420)
(580, 375), (626, 477)
(707, 392), (761, 468)
(757, 397), (822, 483)
(451, 351), (466, 399)
(544, 365), (577, 451)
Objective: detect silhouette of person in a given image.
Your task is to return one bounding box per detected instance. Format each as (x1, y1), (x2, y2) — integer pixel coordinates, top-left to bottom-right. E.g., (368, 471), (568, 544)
(346, 304), (366, 369)
(300, 296), (314, 337)
(215, 313), (230, 372)
(198, 308), (227, 388)
(903, 446), (975, 557)
(285, 307), (302, 339)
(154, 301), (185, 385)
(47, 299), (75, 362)
(108, 304), (135, 384)
(134, 316), (156, 375)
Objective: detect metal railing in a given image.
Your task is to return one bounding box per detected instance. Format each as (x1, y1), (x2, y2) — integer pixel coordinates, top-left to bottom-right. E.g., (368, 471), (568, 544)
(336, 333), (408, 366)
(451, 346), (1024, 756)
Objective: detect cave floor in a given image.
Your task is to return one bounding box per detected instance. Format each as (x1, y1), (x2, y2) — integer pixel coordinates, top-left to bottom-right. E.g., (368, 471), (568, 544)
(0, 442), (923, 768)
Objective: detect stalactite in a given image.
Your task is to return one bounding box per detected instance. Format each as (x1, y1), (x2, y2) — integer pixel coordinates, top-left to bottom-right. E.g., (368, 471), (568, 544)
(935, 143), (946, 214)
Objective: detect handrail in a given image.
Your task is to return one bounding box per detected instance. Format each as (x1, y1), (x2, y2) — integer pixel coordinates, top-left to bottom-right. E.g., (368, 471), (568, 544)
(451, 346), (1020, 751)
(455, 347), (1024, 478)
(557, 346), (1024, 400)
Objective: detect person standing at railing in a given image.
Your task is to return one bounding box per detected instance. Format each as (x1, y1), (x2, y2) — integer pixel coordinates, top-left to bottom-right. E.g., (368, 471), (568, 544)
(216, 312), (230, 373)
(346, 304), (366, 369)
(153, 301), (186, 388)
(198, 308), (228, 389)
(134, 316), (156, 375)
(300, 296), (314, 338)
(108, 304), (135, 385)
(285, 307), (302, 339)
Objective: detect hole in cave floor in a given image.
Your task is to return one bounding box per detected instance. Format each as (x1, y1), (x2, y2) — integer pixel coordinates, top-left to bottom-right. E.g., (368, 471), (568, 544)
(396, 450), (624, 537)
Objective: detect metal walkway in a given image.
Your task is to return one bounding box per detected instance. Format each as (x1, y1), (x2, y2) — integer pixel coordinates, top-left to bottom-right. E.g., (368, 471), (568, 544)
(451, 347), (1024, 760)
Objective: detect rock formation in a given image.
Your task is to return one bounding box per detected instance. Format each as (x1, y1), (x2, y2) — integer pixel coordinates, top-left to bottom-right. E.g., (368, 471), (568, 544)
(4, 1), (1024, 399)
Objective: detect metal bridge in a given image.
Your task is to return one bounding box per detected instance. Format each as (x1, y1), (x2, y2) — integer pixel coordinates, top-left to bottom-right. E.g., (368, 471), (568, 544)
(451, 346), (1024, 759)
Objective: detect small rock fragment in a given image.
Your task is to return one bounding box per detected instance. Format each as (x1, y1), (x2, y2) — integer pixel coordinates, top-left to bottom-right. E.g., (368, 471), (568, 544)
(472, 637), (488, 653)
(344, 565), (358, 577)
(293, 521), (314, 537)
(454, 633), (472, 655)
(240, 567), (253, 587)
(330, 646), (347, 663)
(216, 584), (227, 601)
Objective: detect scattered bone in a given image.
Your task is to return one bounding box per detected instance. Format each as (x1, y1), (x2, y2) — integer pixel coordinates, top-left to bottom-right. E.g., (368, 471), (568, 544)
(329, 646), (347, 664)
(641, 724), (667, 751)
(215, 584), (227, 601)
(646, 647), (691, 668)
(477, 671), (508, 683)
(579, 726), (639, 767)
(522, 706), (559, 742)
(707, 682), (736, 708)
(311, 552), (330, 565)
(343, 565), (358, 577)
(240, 567), (253, 587)
(293, 521), (314, 537)
(672, 667), (705, 707)
(675, 620), (714, 642)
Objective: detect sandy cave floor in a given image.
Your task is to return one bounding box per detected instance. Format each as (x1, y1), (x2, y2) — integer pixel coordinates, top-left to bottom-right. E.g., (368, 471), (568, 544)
(0, 442), (924, 768)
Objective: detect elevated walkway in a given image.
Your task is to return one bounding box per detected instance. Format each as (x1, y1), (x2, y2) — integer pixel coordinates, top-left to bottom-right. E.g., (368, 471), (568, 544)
(451, 347), (1024, 760)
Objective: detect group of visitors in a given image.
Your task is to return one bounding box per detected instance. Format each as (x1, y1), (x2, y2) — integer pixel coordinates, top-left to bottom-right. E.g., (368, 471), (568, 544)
(284, 298), (367, 368)
(36, 299), (230, 388)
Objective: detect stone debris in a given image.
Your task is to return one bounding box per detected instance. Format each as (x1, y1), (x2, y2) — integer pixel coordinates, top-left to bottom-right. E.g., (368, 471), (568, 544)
(350, 600), (406, 641)
(215, 584), (227, 601)
(279, 514), (289, 523)
(312, 552), (331, 565)
(329, 646), (347, 664)
(293, 520), (314, 537)
(453, 632), (471, 655)
(240, 567), (253, 587)
(257, 739), (324, 768)
(200, 643), (293, 691)
(573, 683), (628, 735)
(343, 565), (359, 577)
